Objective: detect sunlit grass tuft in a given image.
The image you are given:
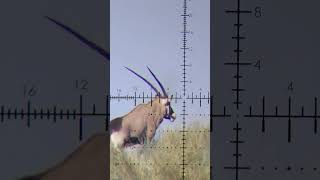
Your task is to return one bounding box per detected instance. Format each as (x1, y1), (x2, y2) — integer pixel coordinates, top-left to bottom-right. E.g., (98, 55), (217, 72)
(110, 121), (210, 180)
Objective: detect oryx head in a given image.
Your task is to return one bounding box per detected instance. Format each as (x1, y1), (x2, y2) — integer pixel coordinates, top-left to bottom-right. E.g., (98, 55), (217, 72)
(125, 66), (176, 122)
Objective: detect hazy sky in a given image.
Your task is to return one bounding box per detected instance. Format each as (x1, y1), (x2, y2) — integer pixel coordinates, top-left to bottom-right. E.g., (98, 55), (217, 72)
(110, 0), (210, 127)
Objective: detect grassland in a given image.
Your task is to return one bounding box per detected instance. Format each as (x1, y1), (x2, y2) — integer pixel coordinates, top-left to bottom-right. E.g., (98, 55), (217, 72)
(110, 122), (210, 180)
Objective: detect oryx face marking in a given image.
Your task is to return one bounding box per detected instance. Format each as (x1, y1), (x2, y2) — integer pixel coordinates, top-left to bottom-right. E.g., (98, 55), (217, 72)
(161, 98), (176, 122)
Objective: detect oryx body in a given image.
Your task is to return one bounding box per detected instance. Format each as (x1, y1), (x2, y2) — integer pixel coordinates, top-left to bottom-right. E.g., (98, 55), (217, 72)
(110, 67), (176, 149)
(111, 97), (171, 149)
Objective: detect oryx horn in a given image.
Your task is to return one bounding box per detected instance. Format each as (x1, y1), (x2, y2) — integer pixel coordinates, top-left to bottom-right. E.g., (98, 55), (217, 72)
(125, 67), (160, 96)
(146, 66), (167, 97)
(44, 16), (110, 60)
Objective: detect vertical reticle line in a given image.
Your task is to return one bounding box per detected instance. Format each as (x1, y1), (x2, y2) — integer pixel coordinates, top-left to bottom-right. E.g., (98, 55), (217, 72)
(235, 122), (240, 180)
(288, 96), (291, 142)
(27, 100), (31, 128)
(181, 0), (188, 97)
(235, 0), (241, 110)
(225, 0), (252, 110)
(79, 95), (83, 141)
(181, 0), (189, 178)
(314, 97), (317, 134)
(53, 105), (57, 123)
(262, 96), (265, 132)
(224, 122), (250, 180)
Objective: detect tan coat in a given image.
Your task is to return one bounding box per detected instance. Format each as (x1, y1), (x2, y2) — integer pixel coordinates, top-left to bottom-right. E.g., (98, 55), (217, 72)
(122, 97), (166, 144)
(110, 97), (167, 148)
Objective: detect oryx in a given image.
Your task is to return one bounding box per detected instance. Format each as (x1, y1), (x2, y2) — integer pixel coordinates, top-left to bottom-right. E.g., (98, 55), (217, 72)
(19, 15), (175, 180)
(44, 16), (176, 149)
(110, 67), (176, 149)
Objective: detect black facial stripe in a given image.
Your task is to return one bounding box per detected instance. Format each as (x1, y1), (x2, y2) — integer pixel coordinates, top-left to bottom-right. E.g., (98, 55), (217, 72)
(169, 106), (174, 115)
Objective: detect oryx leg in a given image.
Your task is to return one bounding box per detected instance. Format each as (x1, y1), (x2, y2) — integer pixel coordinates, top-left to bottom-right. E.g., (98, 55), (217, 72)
(111, 128), (129, 149)
(138, 136), (144, 144)
(128, 137), (140, 144)
(146, 126), (156, 144)
(137, 127), (147, 144)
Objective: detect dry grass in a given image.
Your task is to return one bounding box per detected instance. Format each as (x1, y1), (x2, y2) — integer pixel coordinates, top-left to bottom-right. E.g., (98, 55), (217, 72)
(110, 121), (210, 180)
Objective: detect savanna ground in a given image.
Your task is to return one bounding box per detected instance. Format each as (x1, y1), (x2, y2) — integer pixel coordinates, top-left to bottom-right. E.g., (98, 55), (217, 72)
(110, 122), (210, 180)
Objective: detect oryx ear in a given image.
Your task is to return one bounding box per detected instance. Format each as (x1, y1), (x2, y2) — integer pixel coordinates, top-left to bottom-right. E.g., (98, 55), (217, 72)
(170, 95), (174, 101)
